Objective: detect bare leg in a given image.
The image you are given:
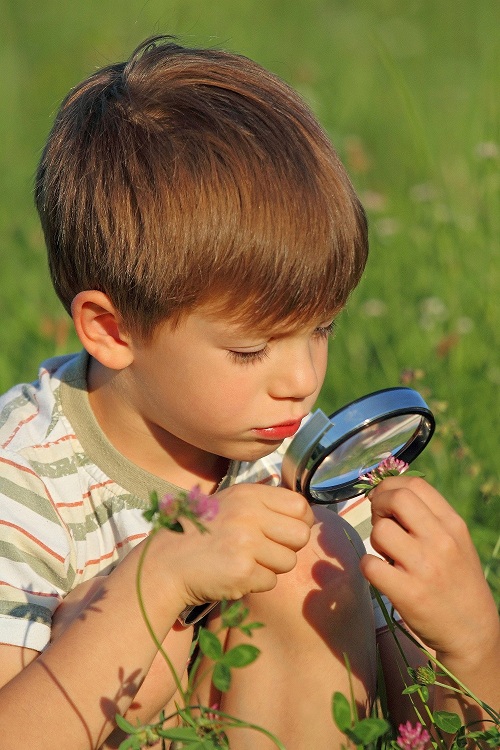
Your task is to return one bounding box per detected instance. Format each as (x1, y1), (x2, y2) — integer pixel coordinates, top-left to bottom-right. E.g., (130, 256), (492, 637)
(199, 507), (377, 749)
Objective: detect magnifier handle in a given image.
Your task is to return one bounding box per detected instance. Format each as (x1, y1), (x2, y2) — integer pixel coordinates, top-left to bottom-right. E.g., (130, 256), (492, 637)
(178, 601), (219, 627)
(281, 409), (332, 493)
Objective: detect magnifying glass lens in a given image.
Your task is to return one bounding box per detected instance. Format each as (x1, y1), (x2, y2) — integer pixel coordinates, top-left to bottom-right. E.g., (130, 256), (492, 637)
(309, 413), (423, 494)
(282, 388), (435, 504)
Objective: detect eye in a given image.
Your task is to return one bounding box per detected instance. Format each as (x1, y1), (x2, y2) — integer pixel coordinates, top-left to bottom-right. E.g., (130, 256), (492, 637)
(227, 347), (270, 365)
(314, 321), (336, 339)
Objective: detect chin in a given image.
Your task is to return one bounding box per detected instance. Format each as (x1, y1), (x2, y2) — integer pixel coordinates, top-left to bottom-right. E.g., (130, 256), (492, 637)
(233, 440), (284, 463)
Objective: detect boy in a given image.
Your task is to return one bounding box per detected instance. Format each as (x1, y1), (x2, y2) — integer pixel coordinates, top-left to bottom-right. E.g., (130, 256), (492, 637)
(0, 36), (497, 749)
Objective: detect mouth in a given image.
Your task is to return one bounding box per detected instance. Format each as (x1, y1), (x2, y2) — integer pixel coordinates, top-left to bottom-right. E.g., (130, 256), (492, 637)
(252, 418), (304, 441)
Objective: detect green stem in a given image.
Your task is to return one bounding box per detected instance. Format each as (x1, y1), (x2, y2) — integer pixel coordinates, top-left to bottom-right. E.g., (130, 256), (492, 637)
(185, 660), (218, 704)
(344, 531), (436, 750)
(343, 653), (360, 724)
(186, 623), (227, 701)
(135, 530), (186, 702)
(433, 680), (478, 697)
(391, 620), (500, 724)
(186, 649), (205, 696)
(342, 530), (445, 745)
(186, 706), (288, 750)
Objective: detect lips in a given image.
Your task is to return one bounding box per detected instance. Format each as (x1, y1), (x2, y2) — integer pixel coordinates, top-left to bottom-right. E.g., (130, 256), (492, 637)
(252, 419), (304, 440)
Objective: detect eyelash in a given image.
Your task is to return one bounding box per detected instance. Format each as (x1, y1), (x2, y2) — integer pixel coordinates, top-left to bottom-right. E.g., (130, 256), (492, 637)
(227, 322), (336, 364)
(227, 348), (271, 365)
(315, 321), (336, 339)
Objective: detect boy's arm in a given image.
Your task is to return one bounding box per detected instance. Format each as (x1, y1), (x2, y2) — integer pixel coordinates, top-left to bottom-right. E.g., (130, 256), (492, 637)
(0, 535), (185, 748)
(360, 476), (500, 731)
(48, 576), (194, 747)
(0, 483), (313, 749)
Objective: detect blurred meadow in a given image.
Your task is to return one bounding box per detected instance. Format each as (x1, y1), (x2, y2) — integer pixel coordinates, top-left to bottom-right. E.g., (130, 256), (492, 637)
(0, 0), (499, 596)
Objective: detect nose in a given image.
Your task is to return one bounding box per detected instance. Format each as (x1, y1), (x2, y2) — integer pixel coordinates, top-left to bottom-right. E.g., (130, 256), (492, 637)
(269, 339), (322, 401)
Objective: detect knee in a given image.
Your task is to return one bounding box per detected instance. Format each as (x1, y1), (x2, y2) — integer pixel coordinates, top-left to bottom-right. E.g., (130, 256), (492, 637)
(304, 507), (373, 629)
(300, 507), (371, 623)
(245, 507), (372, 629)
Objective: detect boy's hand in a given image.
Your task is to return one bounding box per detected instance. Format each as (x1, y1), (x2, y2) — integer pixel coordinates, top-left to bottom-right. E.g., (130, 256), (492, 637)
(360, 476), (499, 663)
(152, 483), (314, 612)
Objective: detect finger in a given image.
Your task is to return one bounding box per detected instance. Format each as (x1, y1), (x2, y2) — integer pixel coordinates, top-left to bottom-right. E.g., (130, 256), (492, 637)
(207, 491), (312, 550)
(369, 475), (458, 523)
(258, 486), (314, 525)
(369, 483), (447, 539)
(246, 565), (279, 594)
(208, 563), (279, 599)
(219, 484), (314, 527)
(369, 516), (424, 571)
(262, 514), (311, 552)
(359, 552), (408, 604)
(255, 538), (299, 575)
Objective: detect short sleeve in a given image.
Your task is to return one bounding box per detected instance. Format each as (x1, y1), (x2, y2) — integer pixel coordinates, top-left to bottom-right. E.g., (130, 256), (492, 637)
(0, 451), (74, 651)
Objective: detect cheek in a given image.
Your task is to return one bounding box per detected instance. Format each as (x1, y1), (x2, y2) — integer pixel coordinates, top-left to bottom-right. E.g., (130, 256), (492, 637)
(173, 366), (255, 420)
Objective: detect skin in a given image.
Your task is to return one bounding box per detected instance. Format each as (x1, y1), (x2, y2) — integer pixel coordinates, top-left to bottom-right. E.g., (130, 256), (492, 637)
(0, 291), (497, 748)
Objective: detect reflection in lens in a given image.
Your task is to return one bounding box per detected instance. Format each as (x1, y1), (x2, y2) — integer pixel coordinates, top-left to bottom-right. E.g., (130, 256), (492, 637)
(310, 414), (422, 492)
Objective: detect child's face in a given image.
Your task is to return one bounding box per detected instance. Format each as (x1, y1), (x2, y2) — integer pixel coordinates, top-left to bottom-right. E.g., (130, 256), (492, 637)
(126, 307), (333, 464)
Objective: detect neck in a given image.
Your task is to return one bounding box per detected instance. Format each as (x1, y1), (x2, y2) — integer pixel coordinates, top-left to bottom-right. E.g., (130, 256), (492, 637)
(87, 358), (229, 494)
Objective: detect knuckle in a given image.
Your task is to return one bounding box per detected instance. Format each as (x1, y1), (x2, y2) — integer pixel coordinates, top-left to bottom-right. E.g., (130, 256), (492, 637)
(393, 487), (416, 507)
(231, 556), (256, 582)
(371, 517), (392, 543)
(433, 531), (460, 562)
(231, 524), (258, 551)
(277, 548), (298, 574)
(447, 510), (468, 538)
(293, 493), (310, 516)
(277, 487), (309, 517)
(404, 475), (427, 492)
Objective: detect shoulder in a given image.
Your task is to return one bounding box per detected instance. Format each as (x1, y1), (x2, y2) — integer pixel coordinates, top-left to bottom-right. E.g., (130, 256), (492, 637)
(0, 353), (83, 452)
(0, 352), (88, 526)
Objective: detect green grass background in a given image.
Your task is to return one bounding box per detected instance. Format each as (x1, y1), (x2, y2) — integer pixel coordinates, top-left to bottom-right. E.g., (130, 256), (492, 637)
(1, 0), (499, 596)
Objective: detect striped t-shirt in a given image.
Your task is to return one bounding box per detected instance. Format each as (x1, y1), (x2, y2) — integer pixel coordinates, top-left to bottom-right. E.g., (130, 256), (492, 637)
(0, 351), (391, 652)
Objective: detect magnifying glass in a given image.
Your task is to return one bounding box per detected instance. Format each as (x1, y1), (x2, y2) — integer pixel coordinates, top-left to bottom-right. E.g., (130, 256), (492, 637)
(281, 387), (435, 504)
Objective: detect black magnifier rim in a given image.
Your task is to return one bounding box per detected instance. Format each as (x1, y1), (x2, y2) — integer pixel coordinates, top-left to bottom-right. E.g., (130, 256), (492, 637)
(303, 389), (435, 504)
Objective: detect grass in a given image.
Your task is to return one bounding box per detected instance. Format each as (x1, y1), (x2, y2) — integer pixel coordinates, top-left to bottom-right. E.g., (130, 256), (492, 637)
(0, 0), (499, 596)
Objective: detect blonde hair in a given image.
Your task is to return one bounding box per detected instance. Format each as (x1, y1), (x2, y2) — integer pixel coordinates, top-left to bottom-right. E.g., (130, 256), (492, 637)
(35, 36), (368, 338)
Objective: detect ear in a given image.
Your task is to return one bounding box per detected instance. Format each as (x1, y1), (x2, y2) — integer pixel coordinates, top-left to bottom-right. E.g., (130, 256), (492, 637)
(71, 291), (134, 370)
